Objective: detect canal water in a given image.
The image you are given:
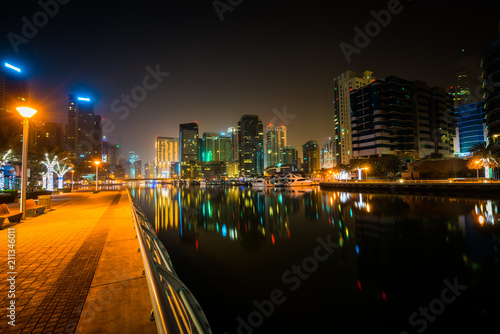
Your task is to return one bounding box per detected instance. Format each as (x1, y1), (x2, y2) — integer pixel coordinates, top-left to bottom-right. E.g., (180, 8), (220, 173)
(130, 184), (500, 333)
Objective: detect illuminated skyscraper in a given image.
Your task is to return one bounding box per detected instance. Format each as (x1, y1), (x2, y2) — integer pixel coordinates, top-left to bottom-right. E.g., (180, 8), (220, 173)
(333, 70), (374, 166)
(155, 136), (179, 178)
(0, 62), (29, 142)
(482, 31), (500, 144)
(179, 122), (199, 178)
(320, 138), (334, 169)
(66, 95), (102, 175)
(238, 115), (264, 176)
(265, 124), (287, 167)
(302, 140), (320, 175)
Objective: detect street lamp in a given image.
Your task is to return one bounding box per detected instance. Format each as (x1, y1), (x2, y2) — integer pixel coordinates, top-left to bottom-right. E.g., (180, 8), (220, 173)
(71, 170), (75, 191)
(475, 160), (480, 180)
(16, 106), (37, 219)
(364, 167), (369, 181)
(94, 160), (100, 193)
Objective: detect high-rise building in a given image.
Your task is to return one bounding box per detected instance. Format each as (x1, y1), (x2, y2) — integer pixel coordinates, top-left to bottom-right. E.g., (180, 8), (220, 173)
(128, 151), (139, 178)
(0, 62), (29, 142)
(280, 146), (298, 167)
(302, 140), (320, 175)
(454, 102), (486, 154)
(350, 76), (455, 159)
(102, 140), (120, 165)
(482, 32), (500, 144)
(201, 132), (219, 161)
(214, 135), (232, 162)
(66, 95), (102, 175)
(155, 136), (179, 178)
(320, 137), (334, 169)
(333, 70), (374, 166)
(238, 115), (264, 176)
(179, 122), (199, 178)
(144, 162), (155, 178)
(448, 69), (472, 107)
(228, 127), (239, 161)
(265, 124), (287, 167)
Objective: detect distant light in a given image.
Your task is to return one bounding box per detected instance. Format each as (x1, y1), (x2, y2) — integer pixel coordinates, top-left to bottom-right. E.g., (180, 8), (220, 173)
(221, 132), (225, 136)
(5, 63), (21, 73)
(78, 97), (90, 101)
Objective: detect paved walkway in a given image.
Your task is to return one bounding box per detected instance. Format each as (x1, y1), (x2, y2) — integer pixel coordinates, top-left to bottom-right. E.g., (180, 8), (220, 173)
(0, 190), (157, 334)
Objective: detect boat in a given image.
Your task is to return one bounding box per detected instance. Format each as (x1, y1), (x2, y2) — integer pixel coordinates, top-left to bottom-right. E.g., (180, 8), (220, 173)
(285, 174), (313, 187)
(251, 177), (274, 188)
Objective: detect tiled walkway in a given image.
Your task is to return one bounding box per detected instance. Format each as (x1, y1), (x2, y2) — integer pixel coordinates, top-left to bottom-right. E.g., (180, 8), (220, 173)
(0, 191), (156, 334)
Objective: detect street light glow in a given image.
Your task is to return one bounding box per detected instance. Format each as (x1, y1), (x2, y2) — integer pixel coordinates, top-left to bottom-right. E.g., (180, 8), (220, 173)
(5, 63), (21, 73)
(16, 106), (37, 118)
(78, 97), (90, 101)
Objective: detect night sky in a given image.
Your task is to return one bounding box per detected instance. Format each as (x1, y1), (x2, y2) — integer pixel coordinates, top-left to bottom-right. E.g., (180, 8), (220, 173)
(1, 0), (499, 162)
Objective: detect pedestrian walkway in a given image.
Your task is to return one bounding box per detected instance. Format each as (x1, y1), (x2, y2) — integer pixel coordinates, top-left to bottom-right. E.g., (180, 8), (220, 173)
(0, 190), (157, 334)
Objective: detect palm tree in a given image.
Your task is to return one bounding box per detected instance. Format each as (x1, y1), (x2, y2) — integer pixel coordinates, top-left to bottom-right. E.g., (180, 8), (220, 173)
(467, 143), (500, 176)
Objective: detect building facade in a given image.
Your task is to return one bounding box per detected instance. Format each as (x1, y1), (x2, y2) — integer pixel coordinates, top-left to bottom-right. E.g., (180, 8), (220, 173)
(155, 136), (179, 178)
(0, 62), (29, 143)
(350, 76), (455, 160)
(302, 140), (320, 175)
(482, 37), (500, 144)
(454, 102), (486, 154)
(66, 95), (102, 175)
(265, 124), (287, 167)
(320, 137), (334, 169)
(179, 123), (199, 178)
(238, 115), (264, 176)
(333, 70), (374, 166)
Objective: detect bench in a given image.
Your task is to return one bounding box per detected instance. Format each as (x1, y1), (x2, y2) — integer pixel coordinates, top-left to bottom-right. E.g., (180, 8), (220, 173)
(0, 203), (23, 228)
(25, 199), (46, 217)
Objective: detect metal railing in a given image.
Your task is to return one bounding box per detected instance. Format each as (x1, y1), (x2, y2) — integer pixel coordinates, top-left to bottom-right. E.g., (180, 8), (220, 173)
(127, 189), (212, 334)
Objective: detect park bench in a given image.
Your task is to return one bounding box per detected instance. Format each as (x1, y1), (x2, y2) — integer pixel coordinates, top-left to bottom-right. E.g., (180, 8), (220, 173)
(0, 203), (23, 228)
(25, 199), (46, 217)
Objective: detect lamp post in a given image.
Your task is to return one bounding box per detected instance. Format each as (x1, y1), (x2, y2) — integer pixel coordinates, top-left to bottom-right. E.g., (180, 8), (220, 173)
(71, 170), (74, 191)
(16, 106), (37, 219)
(94, 161), (100, 193)
(364, 167), (369, 181)
(475, 160), (480, 181)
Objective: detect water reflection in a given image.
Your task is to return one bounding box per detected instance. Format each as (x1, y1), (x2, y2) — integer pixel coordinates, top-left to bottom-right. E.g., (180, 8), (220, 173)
(131, 184), (500, 333)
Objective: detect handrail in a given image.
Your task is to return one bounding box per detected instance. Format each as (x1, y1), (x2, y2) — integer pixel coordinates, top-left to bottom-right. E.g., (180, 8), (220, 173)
(127, 188), (212, 334)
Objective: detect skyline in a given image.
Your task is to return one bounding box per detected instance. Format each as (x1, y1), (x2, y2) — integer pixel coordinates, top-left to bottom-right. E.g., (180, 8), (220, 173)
(1, 0), (500, 162)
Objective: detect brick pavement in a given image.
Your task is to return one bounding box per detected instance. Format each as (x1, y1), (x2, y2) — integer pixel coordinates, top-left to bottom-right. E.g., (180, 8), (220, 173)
(0, 190), (156, 334)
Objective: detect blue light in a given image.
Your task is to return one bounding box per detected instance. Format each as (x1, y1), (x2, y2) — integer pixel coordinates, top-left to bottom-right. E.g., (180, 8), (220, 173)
(220, 132), (226, 136)
(78, 97), (90, 101)
(5, 63), (21, 73)
(222, 224), (227, 237)
(356, 245), (359, 255)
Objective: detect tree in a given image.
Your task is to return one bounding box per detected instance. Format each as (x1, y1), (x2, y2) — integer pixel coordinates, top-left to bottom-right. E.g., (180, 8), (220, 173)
(467, 143), (500, 171)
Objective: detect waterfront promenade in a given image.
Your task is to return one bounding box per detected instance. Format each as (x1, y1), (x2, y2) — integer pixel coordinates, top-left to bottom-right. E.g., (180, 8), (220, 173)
(0, 190), (157, 334)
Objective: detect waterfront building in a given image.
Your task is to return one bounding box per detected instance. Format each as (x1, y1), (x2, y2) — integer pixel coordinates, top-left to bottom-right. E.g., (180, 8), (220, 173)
(320, 137), (335, 169)
(228, 127), (239, 161)
(0, 62), (29, 142)
(350, 76), (455, 160)
(155, 136), (179, 178)
(482, 33), (500, 144)
(454, 102), (486, 155)
(448, 69), (472, 107)
(179, 122), (199, 178)
(280, 146), (299, 170)
(238, 115), (264, 176)
(302, 140), (320, 175)
(201, 132), (219, 161)
(265, 124), (287, 167)
(333, 70), (374, 166)
(66, 95), (102, 175)
(214, 135), (232, 162)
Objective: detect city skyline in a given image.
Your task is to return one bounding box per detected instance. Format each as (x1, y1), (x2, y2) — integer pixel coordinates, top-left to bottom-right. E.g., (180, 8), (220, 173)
(1, 0), (499, 163)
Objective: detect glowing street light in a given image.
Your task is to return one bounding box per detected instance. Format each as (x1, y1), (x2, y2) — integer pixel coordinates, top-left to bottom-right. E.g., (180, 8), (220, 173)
(94, 160), (100, 193)
(475, 160), (480, 180)
(71, 170), (75, 191)
(16, 106), (37, 219)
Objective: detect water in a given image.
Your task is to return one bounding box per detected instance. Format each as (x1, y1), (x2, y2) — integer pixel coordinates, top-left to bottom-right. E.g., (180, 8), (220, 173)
(130, 184), (500, 333)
